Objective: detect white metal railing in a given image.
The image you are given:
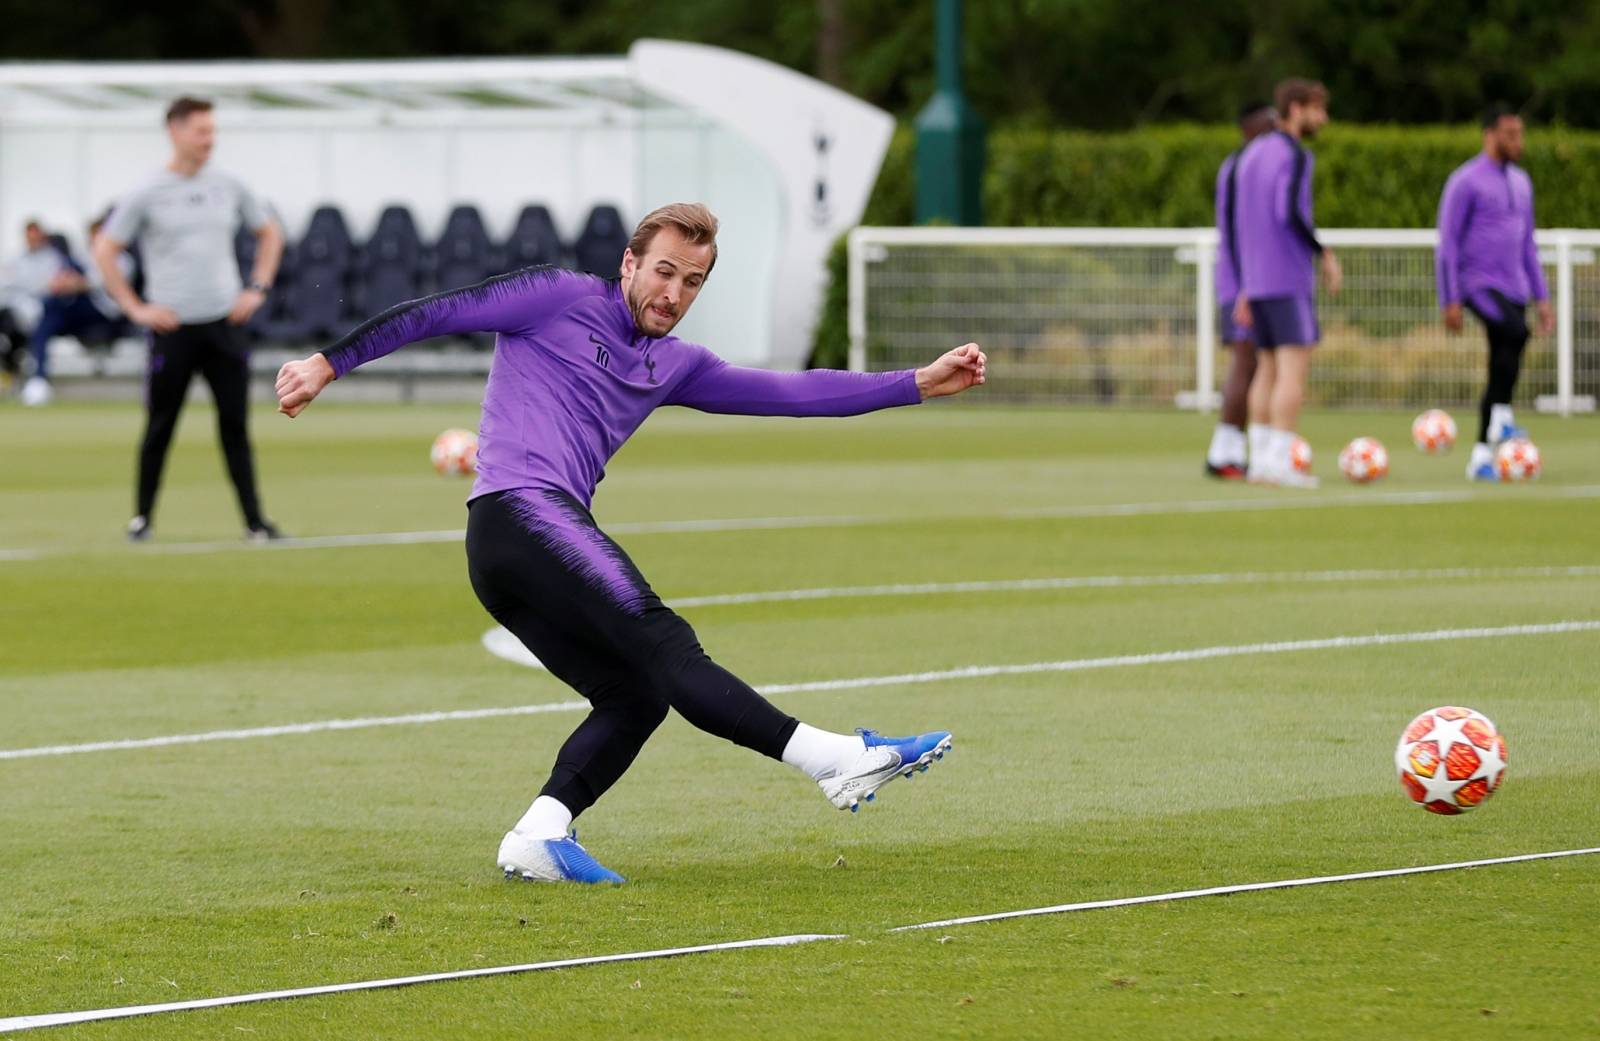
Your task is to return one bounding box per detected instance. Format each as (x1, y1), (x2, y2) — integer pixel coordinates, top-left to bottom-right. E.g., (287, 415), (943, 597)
(848, 226), (1600, 415)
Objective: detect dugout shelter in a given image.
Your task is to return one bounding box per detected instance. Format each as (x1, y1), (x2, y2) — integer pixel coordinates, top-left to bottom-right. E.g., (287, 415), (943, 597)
(0, 40), (893, 371)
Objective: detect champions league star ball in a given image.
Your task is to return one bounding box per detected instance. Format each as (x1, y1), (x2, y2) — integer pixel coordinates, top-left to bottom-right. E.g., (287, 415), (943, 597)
(1337, 437), (1388, 483)
(1495, 438), (1541, 482)
(1289, 436), (1313, 475)
(1411, 409), (1457, 454)
(430, 428), (478, 476)
(1395, 706), (1507, 815)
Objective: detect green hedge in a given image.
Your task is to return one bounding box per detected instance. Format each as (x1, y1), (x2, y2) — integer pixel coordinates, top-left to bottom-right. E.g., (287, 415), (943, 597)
(811, 123), (1600, 367)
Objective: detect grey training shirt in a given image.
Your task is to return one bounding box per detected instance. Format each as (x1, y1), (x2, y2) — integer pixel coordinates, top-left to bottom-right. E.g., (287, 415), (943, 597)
(103, 167), (270, 324)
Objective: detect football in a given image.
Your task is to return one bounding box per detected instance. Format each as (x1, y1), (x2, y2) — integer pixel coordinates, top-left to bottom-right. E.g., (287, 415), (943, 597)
(1495, 438), (1541, 481)
(1289, 436), (1313, 475)
(1337, 436), (1388, 483)
(430, 428), (479, 476)
(1411, 409), (1457, 454)
(1395, 706), (1507, 815)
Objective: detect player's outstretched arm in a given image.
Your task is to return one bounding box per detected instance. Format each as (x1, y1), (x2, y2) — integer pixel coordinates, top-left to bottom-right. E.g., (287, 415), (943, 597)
(914, 342), (988, 400)
(279, 267), (599, 419)
(276, 353), (335, 418)
(669, 342), (986, 418)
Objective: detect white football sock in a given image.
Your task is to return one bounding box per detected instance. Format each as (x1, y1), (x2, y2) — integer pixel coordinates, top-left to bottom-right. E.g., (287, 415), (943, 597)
(1206, 423), (1231, 467)
(512, 795), (573, 840)
(1489, 404), (1515, 439)
(1470, 442), (1494, 467)
(1270, 427), (1295, 474)
(782, 723), (865, 781)
(1247, 424), (1270, 466)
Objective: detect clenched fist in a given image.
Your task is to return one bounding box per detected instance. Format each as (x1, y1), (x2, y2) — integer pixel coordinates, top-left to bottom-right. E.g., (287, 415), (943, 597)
(275, 354), (336, 418)
(915, 343), (987, 400)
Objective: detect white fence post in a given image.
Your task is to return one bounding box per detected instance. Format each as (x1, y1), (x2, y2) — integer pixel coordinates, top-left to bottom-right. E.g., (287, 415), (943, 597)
(847, 228), (867, 373)
(1194, 229), (1216, 413)
(1556, 230), (1575, 418)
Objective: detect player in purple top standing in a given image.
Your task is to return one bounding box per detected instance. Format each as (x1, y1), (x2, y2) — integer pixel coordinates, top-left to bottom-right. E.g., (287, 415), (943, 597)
(1203, 101), (1276, 480)
(274, 203), (987, 884)
(1436, 104), (1554, 480)
(1232, 78), (1342, 488)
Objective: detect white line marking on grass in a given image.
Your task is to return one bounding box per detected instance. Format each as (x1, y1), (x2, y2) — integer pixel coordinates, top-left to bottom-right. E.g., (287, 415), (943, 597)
(5, 620), (1597, 762)
(0, 702), (587, 761)
(5, 485), (1598, 563)
(0, 933), (844, 1034)
(756, 620), (1600, 696)
(891, 847), (1600, 932)
(1001, 484), (1600, 521)
(6, 847), (1597, 1032)
(480, 566), (1600, 661)
(662, 564), (1600, 609)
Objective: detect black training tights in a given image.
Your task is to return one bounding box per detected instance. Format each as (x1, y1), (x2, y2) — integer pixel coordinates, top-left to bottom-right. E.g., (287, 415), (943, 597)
(136, 320), (263, 526)
(1466, 290), (1530, 445)
(465, 488), (799, 818)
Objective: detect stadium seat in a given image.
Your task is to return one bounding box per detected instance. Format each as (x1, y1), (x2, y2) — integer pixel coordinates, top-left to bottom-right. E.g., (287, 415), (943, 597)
(232, 225), (298, 340)
(572, 204), (627, 277)
(295, 205), (355, 338)
(355, 205), (426, 318)
(252, 242), (309, 341)
(503, 204), (566, 270)
(434, 204), (495, 291)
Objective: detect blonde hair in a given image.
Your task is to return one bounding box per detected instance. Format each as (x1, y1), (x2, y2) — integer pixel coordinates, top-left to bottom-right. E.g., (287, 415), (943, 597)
(626, 202), (719, 274)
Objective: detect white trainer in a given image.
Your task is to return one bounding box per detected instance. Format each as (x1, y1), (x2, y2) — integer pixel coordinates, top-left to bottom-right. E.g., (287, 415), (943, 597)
(20, 376), (51, 407)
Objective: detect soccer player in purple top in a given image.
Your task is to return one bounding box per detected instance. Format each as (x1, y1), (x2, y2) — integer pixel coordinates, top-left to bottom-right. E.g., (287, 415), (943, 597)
(274, 203), (987, 884)
(1232, 78), (1342, 489)
(1203, 101), (1276, 480)
(1436, 104), (1554, 480)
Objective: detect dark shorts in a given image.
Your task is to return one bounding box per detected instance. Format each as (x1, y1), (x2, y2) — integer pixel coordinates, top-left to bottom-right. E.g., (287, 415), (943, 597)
(1248, 295), (1319, 349)
(1219, 302), (1256, 347)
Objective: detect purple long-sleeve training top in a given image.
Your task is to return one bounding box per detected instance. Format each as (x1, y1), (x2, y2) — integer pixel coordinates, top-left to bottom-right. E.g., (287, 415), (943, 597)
(1234, 130), (1322, 300)
(1214, 148), (1242, 305)
(1435, 153), (1548, 311)
(320, 267), (922, 507)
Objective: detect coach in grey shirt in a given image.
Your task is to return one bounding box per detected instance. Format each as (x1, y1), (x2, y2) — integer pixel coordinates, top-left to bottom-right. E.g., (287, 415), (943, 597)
(94, 96), (285, 542)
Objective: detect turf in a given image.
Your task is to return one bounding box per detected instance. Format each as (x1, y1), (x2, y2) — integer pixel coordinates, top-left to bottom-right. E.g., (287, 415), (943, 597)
(1, 400), (1597, 1039)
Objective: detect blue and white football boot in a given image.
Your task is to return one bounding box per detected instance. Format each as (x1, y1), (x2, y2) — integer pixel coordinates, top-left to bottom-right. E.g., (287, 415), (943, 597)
(498, 830), (624, 884)
(819, 728), (953, 813)
(1466, 443), (1499, 482)
(1488, 420), (1528, 445)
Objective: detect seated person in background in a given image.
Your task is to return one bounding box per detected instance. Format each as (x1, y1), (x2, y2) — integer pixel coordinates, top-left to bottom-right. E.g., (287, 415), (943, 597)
(6, 218), (117, 406)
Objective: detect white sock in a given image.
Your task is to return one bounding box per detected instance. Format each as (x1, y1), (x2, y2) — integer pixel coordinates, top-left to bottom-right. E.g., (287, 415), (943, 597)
(512, 795), (573, 840)
(1247, 424), (1270, 466)
(1270, 427), (1295, 474)
(1470, 442), (1494, 466)
(781, 723), (865, 782)
(1489, 404), (1515, 438)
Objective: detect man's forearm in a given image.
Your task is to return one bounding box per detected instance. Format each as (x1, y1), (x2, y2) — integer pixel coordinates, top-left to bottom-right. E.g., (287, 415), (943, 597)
(92, 241), (143, 315)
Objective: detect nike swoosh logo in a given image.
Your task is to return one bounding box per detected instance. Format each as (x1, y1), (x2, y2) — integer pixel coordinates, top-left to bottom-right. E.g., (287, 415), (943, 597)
(587, 332), (608, 349)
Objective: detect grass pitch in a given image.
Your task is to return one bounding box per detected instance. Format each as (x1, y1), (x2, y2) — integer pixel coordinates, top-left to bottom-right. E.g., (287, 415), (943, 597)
(2, 400), (1598, 1039)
